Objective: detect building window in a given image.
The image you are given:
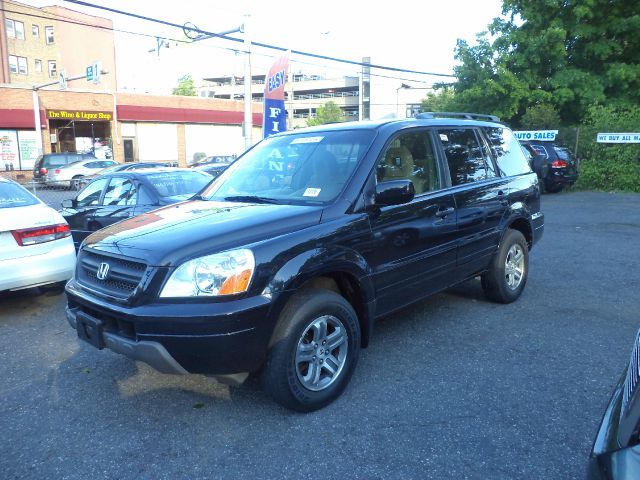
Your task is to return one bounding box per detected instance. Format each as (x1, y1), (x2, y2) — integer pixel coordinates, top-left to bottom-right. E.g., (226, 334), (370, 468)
(45, 26), (54, 44)
(35, 59), (43, 73)
(48, 60), (57, 77)
(17, 56), (27, 74)
(8, 55), (18, 73)
(8, 55), (27, 74)
(32, 25), (40, 38)
(6, 19), (25, 39)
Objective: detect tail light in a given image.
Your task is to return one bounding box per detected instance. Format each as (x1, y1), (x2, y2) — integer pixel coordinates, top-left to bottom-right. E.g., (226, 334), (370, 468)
(11, 224), (71, 246)
(54, 169), (61, 174)
(39, 168), (48, 175)
(551, 160), (568, 168)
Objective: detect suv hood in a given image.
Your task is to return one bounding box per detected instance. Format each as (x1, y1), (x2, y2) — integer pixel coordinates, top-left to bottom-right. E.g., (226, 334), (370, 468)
(83, 200), (323, 266)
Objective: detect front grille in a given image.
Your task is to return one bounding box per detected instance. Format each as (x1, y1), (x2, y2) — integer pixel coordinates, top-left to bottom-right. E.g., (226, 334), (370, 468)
(622, 330), (640, 417)
(77, 250), (147, 299)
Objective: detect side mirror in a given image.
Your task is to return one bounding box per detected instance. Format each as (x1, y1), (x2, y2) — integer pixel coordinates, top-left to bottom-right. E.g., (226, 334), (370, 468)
(375, 180), (415, 206)
(61, 199), (75, 209)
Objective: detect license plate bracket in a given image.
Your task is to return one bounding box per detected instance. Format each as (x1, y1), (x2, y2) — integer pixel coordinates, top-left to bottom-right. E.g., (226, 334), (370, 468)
(76, 312), (105, 349)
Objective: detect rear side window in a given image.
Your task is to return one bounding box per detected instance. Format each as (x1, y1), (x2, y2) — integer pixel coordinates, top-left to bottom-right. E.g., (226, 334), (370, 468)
(0, 182), (39, 208)
(44, 155), (68, 167)
(438, 128), (494, 186)
(483, 127), (532, 177)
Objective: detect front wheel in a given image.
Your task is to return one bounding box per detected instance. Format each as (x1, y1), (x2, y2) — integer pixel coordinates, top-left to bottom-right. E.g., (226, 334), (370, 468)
(482, 229), (529, 303)
(261, 288), (360, 412)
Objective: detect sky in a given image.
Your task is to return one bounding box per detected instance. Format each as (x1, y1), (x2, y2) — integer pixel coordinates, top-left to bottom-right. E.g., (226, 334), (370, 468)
(26, 0), (506, 95)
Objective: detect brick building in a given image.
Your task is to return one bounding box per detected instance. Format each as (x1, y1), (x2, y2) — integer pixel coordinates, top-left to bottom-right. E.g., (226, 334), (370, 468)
(0, 85), (263, 175)
(0, 0), (117, 89)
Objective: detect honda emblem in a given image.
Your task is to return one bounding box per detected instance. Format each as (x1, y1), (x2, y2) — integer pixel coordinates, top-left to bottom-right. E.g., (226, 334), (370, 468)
(96, 262), (110, 280)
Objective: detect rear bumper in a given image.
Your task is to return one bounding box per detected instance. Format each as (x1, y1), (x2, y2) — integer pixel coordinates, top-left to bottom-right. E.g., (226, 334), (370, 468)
(0, 239), (75, 292)
(548, 170), (578, 186)
(65, 278), (276, 376)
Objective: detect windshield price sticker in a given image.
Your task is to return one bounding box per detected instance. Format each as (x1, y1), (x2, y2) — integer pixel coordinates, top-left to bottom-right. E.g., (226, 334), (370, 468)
(303, 188), (321, 197)
(596, 133), (640, 143)
(291, 136), (324, 144)
(513, 130), (558, 141)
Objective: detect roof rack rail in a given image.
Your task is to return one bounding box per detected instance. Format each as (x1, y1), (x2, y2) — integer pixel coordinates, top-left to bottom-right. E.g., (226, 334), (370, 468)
(415, 112), (501, 122)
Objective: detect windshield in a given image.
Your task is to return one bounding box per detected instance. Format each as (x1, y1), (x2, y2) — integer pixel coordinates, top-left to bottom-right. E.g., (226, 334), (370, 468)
(201, 129), (375, 204)
(555, 147), (575, 162)
(0, 182), (39, 208)
(146, 170), (213, 198)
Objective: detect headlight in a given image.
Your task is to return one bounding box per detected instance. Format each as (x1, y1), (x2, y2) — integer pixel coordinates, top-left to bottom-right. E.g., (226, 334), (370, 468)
(160, 249), (255, 297)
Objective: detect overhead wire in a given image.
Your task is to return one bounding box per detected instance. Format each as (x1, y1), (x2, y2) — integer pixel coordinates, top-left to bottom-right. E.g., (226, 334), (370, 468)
(62, 0), (456, 79)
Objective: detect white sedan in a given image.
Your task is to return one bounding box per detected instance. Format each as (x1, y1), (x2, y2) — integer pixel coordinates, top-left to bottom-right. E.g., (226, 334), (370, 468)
(0, 177), (76, 293)
(46, 159), (117, 189)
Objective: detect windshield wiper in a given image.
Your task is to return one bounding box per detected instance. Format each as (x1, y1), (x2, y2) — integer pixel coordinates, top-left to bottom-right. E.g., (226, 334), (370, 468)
(223, 195), (280, 204)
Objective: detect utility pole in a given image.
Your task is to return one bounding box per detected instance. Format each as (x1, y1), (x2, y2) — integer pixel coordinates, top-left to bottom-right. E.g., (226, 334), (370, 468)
(243, 14), (252, 150)
(182, 19), (252, 151)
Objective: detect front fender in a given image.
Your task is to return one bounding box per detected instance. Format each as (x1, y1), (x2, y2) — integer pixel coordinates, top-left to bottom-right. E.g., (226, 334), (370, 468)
(264, 246), (376, 347)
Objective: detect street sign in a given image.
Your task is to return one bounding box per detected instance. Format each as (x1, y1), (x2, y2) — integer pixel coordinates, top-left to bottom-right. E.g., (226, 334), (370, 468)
(513, 130), (558, 141)
(86, 62), (101, 84)
(596, 133), (640, 143)
(59, 70), (67, 90)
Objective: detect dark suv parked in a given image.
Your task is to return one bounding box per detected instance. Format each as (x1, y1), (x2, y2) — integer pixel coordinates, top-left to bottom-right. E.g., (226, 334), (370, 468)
(65, 114), (544, 411)
(519, 141), (578, 193)
(33, 152), (97, 182)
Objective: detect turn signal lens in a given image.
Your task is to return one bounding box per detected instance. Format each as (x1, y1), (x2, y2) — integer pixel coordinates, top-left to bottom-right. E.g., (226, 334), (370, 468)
(218, 269), (253, 295)
(11, 223), (71, 246)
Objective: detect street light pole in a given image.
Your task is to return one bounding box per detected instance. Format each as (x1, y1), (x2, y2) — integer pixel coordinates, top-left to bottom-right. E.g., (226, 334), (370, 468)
(243, 14), (252, 150)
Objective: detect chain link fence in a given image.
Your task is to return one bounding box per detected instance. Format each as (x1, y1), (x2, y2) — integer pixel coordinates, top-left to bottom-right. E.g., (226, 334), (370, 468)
(23, 180), (78, 209)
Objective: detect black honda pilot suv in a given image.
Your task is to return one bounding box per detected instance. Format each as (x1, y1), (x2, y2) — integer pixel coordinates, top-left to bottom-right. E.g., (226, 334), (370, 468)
(65, 113), (544, 412)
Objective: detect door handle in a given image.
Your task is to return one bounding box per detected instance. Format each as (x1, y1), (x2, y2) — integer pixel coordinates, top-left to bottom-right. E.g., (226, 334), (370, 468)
(435, 207), (455, 218)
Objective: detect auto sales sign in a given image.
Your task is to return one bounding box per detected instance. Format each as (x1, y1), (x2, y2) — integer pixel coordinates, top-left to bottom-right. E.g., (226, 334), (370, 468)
(263, 54), (289, 138)
(512, 130), (558, 141)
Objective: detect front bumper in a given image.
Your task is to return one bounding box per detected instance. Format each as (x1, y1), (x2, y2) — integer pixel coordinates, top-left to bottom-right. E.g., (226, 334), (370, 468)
(65, 278), (276, 376)
(588, 372), (640, 479)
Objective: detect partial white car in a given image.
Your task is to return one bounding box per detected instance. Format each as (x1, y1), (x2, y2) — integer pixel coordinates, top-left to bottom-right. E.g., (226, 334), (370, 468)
(0, 178), (76, 293)
(45, 159), (118, 189)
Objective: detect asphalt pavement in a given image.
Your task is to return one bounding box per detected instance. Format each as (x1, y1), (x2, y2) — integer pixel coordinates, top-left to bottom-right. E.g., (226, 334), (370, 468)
(1, 191), (639, 479)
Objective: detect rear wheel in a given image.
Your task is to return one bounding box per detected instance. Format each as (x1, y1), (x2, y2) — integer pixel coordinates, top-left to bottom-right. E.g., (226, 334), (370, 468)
(482, 229), (529, 303)
(261, 288), (360, 412)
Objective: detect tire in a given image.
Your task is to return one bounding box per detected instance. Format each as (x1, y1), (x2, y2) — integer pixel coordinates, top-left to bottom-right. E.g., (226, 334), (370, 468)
(261, 288), (360, 412)
(481, 229), (529, 304)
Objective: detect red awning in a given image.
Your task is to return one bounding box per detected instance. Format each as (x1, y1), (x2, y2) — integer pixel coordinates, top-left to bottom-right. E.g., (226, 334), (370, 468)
(116, 105), (263, 126)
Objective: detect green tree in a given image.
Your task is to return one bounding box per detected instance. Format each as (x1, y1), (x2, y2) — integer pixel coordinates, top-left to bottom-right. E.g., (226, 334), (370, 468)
(453, 1), (640, 125)
(172, 74), (197, 96)
(420, 87), (460, 113)
(576, 104), (640, 192)
(520, 104), (561, 129)
(306, 101), (344, 126)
